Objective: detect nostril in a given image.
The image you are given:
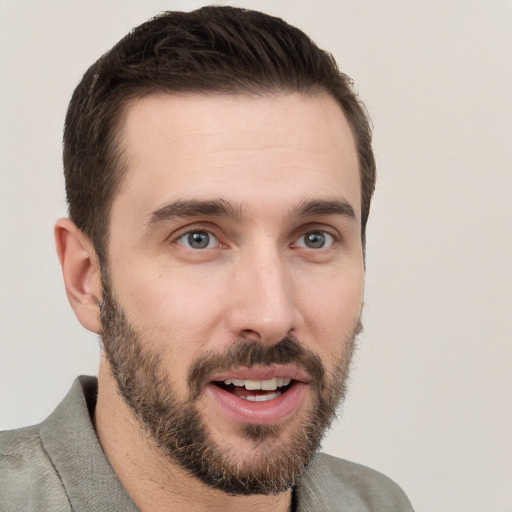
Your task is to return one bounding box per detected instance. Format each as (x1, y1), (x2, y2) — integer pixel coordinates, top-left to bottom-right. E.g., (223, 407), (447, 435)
(239, 328), (262, 342)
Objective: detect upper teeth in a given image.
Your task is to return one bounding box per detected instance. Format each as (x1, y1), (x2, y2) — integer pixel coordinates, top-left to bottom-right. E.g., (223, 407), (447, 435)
(223, 377), (291, 390)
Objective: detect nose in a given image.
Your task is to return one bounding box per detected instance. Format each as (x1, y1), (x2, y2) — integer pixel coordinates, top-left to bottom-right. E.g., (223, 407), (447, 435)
(227, 244), (298, 346)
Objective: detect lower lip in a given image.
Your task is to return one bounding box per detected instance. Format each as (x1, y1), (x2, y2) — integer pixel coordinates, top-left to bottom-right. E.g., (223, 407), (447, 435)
(205, 382), (308, 425)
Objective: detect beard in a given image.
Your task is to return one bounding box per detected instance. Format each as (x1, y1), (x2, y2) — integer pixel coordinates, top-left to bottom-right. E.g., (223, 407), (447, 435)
(99, 271), (360, 495)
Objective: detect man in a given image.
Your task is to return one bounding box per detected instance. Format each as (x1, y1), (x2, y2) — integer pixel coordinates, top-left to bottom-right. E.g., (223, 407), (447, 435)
(0, 6), (414, 511)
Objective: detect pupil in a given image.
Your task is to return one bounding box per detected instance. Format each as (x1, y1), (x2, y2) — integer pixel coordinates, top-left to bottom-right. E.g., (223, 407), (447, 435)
(188, 232), (209, 249)
(306, 232), (325, 248)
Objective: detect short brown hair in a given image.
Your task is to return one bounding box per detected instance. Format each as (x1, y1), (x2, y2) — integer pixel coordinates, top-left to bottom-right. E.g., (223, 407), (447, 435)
(63, 6), (375, 262)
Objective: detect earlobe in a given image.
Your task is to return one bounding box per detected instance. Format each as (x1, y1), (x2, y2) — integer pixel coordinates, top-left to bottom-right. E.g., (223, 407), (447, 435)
(54, 218), (102, 334)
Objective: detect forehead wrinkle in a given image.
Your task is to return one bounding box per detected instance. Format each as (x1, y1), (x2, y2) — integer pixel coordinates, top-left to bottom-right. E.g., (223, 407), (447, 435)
(145, 198), (245, 230)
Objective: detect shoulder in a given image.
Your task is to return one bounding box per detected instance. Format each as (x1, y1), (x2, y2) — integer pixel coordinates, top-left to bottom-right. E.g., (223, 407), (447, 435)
(0, 424), (48, 475)
(296, 453), (414, 512)
(0, 425), (71, 511)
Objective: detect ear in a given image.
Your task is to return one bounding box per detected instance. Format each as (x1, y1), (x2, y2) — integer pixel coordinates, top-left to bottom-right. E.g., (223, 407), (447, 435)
(55, 218), (102, 334)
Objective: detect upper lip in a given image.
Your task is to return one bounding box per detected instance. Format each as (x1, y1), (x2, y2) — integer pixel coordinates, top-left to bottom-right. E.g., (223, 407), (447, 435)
(207, 365), (311, 385)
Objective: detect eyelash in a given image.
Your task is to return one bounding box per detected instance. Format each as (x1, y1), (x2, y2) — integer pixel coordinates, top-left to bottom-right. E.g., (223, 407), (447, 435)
(174, 229), (221, 250)
(173, 228), (338, 251)
(295, 231), (336, 249)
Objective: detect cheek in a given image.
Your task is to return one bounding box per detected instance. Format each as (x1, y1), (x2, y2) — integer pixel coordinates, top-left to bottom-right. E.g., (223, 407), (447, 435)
(111, 268), (229, 400)
(112, 262), (230, 347)
(299, 267), (364, 340)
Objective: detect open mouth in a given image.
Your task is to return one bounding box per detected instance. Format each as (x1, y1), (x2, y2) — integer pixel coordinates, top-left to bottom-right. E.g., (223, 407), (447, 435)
(204, 366), (309, 424)
(213, 377), (294, 402)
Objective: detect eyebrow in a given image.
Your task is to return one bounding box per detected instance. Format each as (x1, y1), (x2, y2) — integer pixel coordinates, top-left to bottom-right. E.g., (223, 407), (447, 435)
(146, 197), (357, 230)
(293, 198), (357, 221)
(147, 199), (244, 228)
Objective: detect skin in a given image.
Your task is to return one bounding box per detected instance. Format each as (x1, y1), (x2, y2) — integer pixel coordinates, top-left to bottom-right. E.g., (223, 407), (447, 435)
(55, 92), (364, 511)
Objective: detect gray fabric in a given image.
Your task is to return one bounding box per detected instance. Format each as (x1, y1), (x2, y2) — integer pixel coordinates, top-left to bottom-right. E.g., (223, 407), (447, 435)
(295, 455), (414, 512)
(0, 377), (138, 512)
(0, 376), (414, 511)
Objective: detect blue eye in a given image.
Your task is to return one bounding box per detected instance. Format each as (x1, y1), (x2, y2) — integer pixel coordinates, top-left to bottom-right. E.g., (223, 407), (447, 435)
(176, 231), (218, 249)
(296, 231), (334, 249)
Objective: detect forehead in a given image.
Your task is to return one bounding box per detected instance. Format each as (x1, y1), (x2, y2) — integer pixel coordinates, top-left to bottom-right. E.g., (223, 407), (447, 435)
(115, 92), (360, 220)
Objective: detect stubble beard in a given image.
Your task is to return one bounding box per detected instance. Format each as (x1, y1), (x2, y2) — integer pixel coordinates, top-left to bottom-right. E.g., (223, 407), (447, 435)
(99, 271), (360, 495)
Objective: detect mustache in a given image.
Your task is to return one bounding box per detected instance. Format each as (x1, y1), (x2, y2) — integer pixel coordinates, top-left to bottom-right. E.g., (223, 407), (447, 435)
(187, 336), (326, 400)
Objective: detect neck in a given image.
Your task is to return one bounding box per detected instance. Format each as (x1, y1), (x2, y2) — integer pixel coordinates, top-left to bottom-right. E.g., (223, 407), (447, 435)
(94, 358), (292, 512)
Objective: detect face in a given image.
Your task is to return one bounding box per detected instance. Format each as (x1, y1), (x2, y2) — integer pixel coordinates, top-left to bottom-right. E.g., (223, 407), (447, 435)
(100, 93), (364, 494)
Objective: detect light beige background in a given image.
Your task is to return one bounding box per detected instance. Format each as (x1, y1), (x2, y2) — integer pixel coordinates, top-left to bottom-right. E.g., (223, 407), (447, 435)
(1, 1), (511, 510)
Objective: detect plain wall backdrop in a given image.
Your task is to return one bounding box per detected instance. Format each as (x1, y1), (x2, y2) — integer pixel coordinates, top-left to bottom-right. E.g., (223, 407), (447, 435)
(1, 1), (511, 511)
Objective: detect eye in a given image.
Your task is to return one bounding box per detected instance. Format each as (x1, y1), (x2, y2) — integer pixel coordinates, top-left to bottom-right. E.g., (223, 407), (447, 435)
(176, 230), (219, 249)
(295, 230), (335, 249)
